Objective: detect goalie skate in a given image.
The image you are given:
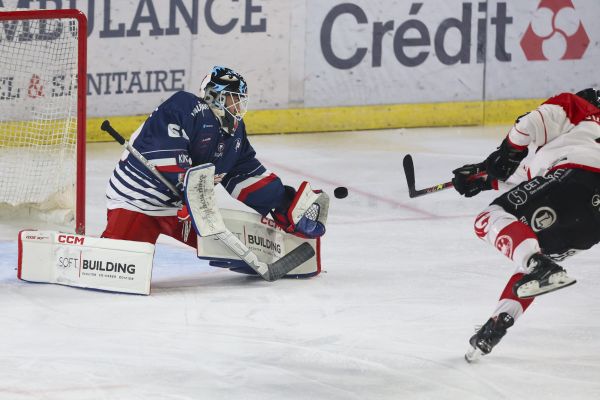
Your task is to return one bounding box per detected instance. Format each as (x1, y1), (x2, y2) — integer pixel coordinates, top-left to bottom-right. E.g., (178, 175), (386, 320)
(513, 254), (576, 299)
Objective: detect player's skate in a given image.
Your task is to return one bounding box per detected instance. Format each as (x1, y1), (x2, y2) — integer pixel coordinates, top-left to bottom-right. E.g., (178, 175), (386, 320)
(513, 253), (576, 299)
(465, 312), (514, 363)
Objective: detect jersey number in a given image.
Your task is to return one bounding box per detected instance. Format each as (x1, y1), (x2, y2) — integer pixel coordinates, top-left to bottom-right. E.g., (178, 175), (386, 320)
(168, 124), (189, 140)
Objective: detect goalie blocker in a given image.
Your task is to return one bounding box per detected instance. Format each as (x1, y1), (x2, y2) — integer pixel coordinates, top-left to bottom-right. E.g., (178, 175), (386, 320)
(18, 231), (154, 295)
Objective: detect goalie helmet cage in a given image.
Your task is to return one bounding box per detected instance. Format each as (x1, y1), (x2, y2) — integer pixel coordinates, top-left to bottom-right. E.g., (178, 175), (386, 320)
(0, 9), (86, 234)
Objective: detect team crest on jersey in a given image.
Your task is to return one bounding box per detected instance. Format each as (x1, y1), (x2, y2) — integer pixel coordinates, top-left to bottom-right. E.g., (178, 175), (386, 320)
(234, 138), (241, 152)
(474, 212), (490, 238)
(495, 235), (513, 258)
(507, 189), (528, 207)
(591, 194), (600, 209)
(531, 207), (557, 232)
(213, 142), (225, 158)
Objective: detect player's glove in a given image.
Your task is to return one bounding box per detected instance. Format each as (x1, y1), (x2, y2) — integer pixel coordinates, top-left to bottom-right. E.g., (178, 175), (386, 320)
(271, 182), (329, 239)
(452, 162), (495, 198)
(484, 138), (528, 181)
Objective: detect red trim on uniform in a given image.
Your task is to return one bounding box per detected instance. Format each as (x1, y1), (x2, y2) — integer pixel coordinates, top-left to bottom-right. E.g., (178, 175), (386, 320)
(527, 168), (532, 180)
(494, 221), (537, 260)
(549, 163), (600, 174)
(499, 273), (534, 311)
(513, 125), (530, 137)
(315, 237), (322, 275)
(535, 109), (548, 145)
(491, 179), (499, 190)
(544, 93), (600, 125)
(286, 181), (309, 225)
(155, 165), (186, 173)
(237, 173), (278, 203)
(506, 135), (528, 150)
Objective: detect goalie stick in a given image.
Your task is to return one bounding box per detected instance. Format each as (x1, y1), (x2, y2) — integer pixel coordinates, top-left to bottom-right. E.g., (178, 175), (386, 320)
(100, 120), (315, 282)
(403, 154), (486, 198)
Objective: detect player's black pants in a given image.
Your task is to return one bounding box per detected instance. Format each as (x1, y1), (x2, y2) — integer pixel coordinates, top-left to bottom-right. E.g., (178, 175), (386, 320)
(492, 168), (600, 259)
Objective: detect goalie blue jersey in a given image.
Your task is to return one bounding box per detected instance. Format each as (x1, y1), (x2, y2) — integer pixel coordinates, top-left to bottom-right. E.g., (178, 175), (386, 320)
(106, 91), (285, 216)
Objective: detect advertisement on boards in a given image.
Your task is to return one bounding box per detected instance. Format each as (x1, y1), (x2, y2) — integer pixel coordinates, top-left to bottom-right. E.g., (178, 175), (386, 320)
(305, 0), (598, 107)
(1, 0), (598, 118)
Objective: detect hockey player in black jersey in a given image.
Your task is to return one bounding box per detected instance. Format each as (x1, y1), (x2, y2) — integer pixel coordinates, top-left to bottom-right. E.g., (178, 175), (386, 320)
(452, 89), (600, 361)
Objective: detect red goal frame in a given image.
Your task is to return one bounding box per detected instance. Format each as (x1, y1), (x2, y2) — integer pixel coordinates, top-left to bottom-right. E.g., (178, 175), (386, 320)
(0, 9), (87, 234)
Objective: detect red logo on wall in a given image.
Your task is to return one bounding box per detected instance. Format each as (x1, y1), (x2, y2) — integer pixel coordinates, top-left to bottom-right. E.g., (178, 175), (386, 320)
(520, 0), (589, 61)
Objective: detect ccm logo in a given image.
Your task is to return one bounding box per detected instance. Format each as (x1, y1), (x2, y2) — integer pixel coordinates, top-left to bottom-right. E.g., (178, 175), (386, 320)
(57, 235), (85, 245)
(260, 217), (283, 231)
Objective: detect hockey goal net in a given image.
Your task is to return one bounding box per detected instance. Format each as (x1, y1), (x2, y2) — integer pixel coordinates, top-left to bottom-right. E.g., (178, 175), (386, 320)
(0, 9), (86, 234)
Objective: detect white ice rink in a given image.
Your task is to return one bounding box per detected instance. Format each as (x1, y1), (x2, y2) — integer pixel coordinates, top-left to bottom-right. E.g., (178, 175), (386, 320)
(1, 127), (600, 400)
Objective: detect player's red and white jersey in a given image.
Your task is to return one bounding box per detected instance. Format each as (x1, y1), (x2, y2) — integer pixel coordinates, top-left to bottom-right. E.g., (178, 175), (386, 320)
(505, 93), (600, 184)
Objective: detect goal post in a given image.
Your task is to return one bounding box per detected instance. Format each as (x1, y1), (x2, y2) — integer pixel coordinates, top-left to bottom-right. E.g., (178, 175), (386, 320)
(0, 8), (87, 234)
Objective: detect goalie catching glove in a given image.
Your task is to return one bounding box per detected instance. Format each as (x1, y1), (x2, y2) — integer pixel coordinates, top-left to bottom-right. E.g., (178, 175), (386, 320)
(272, 182), (329, 238)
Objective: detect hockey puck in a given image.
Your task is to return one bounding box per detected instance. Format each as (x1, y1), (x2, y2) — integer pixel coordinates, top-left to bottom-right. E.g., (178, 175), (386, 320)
(334, 186), (348, 199)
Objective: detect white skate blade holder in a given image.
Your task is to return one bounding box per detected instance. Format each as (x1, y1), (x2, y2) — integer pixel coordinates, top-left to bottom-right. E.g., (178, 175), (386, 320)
(516, 271), (577, 299)
(464, 346), (485, 363)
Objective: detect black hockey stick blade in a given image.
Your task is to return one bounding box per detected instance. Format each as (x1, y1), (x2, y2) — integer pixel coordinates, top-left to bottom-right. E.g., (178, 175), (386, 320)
(402, 154), (417, 197)
(267, 242), (315, 281)
(405, 154), (494, 199)
(403, 154), (456, 198)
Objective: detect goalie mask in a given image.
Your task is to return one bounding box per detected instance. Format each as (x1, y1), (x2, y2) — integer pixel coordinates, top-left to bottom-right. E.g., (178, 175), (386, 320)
(199, 66), (249, 135)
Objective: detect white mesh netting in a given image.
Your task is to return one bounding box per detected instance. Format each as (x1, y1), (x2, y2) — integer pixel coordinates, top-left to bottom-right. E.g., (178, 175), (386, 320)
(0, 11), (80, 226)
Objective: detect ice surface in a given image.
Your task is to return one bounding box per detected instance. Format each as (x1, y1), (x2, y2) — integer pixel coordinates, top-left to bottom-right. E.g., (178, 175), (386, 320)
(1, 127), (599, 400)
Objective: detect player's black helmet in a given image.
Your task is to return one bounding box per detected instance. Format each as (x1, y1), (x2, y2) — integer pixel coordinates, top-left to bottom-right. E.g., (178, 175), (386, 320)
(575, 88), (600, 109)
(199, 66), (248, 135)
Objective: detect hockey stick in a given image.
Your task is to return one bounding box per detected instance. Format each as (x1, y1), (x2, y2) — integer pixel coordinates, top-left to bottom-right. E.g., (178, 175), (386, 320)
(403, 154), (486, 198)
(100, 120), (315, 281)
(403, 154), (454, 198)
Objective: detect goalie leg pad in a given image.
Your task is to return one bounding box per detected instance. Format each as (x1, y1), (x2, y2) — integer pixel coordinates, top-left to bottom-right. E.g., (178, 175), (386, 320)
(197, 209), (321, 278)
(18, 230), (155, 295)
(183, 164), (227, 237)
